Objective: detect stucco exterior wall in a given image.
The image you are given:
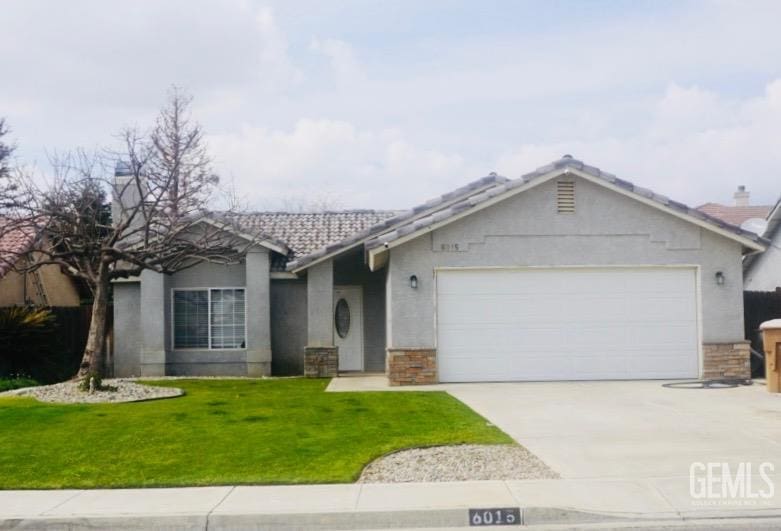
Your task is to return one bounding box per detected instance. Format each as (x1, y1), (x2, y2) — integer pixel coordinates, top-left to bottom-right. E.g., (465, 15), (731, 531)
(139, 269), (167, 376)
(166, 260), (252, 376)
(0, 270), (27, 306)
(307, 261), (334, 347)
(745, 228), (781, 291)
(36, 263), (81, 306)
(333, 251), (387, 372)
(270, 279), (307, 375)
(363, 269), (387, 371)
(0, 262), (80, 307)
(387, 176), (746, 348)
(113, 282), (141, 377)
(115, 258), (273, 377)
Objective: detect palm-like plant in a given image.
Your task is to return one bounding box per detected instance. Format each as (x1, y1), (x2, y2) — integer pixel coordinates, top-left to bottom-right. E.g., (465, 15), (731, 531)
(0, 306), (55, 372)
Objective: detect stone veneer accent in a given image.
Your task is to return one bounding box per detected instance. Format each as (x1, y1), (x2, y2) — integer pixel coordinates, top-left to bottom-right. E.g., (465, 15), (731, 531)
(304, 346), (338, 378)
(387, 348), (437, 386)
(702, 341), (751, 380)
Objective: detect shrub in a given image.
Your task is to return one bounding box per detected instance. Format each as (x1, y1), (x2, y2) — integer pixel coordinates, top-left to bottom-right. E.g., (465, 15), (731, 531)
(0, 376), (39, 392)
(0, 306), (86, 384)
(0, 306), (55, 344)
(0, 306), (56, 378)
(78, 372), (102, 392)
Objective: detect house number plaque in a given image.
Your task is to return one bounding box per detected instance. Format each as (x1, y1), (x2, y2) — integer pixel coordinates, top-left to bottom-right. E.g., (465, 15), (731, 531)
(468, 507), (520, 526)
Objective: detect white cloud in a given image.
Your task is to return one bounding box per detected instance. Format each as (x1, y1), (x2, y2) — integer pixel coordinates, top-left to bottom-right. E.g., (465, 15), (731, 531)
(254, 6), (303, 92)
(496, 79), (781, 207)
(208, 119), (474, 210)
(310, 37), (363, 83)
(3, 1), (781, 213)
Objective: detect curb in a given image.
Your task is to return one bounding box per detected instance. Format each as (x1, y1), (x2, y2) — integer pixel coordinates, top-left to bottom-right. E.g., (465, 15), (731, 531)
(5, 507), (781, 530)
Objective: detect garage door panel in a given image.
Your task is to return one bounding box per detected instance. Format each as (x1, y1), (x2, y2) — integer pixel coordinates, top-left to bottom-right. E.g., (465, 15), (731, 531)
(436, 267), (699, 382)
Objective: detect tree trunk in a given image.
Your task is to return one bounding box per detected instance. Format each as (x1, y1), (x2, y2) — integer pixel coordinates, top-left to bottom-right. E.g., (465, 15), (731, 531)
(76, 264), (110, 379)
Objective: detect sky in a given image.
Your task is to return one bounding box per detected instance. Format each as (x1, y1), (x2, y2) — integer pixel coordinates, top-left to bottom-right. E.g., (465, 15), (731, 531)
(2, 0), (781, 212)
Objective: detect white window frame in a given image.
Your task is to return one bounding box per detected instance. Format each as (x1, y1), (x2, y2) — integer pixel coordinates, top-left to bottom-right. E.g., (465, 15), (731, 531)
(171, 287), (248, 351)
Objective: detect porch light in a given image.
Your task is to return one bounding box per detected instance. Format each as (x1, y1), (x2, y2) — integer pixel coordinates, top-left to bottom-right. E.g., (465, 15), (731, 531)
(409, 275), (418, 289)
(715, 271), (725, 286)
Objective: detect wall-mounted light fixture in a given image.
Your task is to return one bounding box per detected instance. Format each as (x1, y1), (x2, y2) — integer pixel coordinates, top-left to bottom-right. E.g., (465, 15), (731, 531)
(409, 275), (418, 289)
(715, 271), (725, 286)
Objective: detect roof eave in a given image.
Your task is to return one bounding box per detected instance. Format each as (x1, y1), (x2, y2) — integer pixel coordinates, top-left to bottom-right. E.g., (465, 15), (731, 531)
(286, 175), (509, 273)
(197, 217), (289, 255)
(366, 165), (768, 260)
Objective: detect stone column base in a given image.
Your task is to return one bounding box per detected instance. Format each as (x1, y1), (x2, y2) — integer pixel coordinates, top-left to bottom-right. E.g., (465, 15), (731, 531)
(703, 341), (750, 379)
(304, 346), (339, 377)
(387, 348), (437, 386)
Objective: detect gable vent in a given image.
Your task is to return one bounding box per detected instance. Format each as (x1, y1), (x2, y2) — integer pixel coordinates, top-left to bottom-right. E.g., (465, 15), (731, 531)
(557, 181), (575, 213)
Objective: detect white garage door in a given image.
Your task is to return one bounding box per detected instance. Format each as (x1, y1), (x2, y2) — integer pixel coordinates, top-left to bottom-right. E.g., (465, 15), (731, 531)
(436, 267), (699, 382)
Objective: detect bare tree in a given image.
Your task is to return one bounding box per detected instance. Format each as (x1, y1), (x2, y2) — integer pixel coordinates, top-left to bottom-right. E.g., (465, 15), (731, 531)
(278, 192), (343, 213)
(0, 119), (13, 182)
(0, 118), (21, 213)
(0, 119), (25, 272)
(9, 89), (247, 379)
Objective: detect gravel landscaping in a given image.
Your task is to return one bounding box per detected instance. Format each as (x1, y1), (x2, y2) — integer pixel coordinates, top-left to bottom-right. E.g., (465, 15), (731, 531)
(358, 444), (559, 483)
(0, 379), (183, 404)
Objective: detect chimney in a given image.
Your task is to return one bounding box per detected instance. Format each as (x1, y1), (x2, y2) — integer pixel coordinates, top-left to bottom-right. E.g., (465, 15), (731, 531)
(734, 185), (750, 207)
(111, 161), (143, 229)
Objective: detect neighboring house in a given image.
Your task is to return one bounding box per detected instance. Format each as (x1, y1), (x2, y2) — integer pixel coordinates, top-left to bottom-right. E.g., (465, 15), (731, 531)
(697, 185), (773, 226)
(112, 156), (768, 383)
(0, 220), (82, 307)
(696, 186), (780, 292)
(744, 199), (781, 291)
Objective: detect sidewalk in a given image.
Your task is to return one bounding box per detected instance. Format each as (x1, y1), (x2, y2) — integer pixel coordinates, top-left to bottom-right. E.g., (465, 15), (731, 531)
(3, 476), (781, 530)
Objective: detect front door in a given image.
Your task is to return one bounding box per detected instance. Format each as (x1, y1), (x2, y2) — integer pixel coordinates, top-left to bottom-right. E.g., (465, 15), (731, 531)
(333, 286), (364, 371)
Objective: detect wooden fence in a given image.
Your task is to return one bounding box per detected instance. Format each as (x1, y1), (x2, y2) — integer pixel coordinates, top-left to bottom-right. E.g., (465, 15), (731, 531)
(1, 305), (113, 382)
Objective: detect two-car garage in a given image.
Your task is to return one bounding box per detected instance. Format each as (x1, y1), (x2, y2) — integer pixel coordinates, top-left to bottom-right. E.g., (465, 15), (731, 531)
(436, 267), (700, 382)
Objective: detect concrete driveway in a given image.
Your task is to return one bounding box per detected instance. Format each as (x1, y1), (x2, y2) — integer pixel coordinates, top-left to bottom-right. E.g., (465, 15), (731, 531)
(330, 376), (781, 516)
(446, 380), (781, 480)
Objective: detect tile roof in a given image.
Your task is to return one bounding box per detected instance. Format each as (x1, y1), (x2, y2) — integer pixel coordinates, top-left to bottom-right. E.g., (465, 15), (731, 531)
(696, 203), (773, 227)
(217, 156), (768, 272)
(0, 218), (37, 278)
(356, 155), (767, 260)
(230, 211), (399, 270)
(284, 174), (509, 270)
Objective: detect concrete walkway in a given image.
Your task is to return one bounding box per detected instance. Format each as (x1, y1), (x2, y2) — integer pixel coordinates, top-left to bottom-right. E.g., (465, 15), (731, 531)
(3, 477), (781, 530)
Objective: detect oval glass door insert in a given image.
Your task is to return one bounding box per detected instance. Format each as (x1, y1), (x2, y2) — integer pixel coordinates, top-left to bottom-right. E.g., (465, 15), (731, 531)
(335, 298), (351, 338)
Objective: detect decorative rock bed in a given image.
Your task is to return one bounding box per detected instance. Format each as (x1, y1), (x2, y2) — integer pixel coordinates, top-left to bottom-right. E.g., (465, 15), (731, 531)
(358, 444), (559, 483)
(0, 379), (183, 404)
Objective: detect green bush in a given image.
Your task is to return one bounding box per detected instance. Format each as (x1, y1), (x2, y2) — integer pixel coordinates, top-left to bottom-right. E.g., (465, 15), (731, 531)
(0, 306), (85, 384)
(78, 371), (102, 392)
(0, 306), (55, 344)
(0, 376), (39, 392)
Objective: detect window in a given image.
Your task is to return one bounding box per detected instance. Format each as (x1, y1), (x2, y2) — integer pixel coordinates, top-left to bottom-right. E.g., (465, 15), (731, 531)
(173, 288), (246, 350)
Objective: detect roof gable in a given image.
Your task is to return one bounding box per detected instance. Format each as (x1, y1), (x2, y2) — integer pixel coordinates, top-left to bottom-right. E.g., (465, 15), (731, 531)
(363, 156), (768, 270)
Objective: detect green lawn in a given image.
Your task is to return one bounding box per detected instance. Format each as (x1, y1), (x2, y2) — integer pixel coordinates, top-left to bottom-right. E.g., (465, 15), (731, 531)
(0, 378), (511, 489)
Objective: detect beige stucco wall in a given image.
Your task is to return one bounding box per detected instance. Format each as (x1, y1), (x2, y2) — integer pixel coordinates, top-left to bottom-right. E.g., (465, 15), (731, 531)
(0, 260), (80, 307)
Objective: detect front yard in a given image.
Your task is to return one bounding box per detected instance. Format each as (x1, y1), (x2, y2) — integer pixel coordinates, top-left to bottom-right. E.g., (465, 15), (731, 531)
(0, 378), (510, 489)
